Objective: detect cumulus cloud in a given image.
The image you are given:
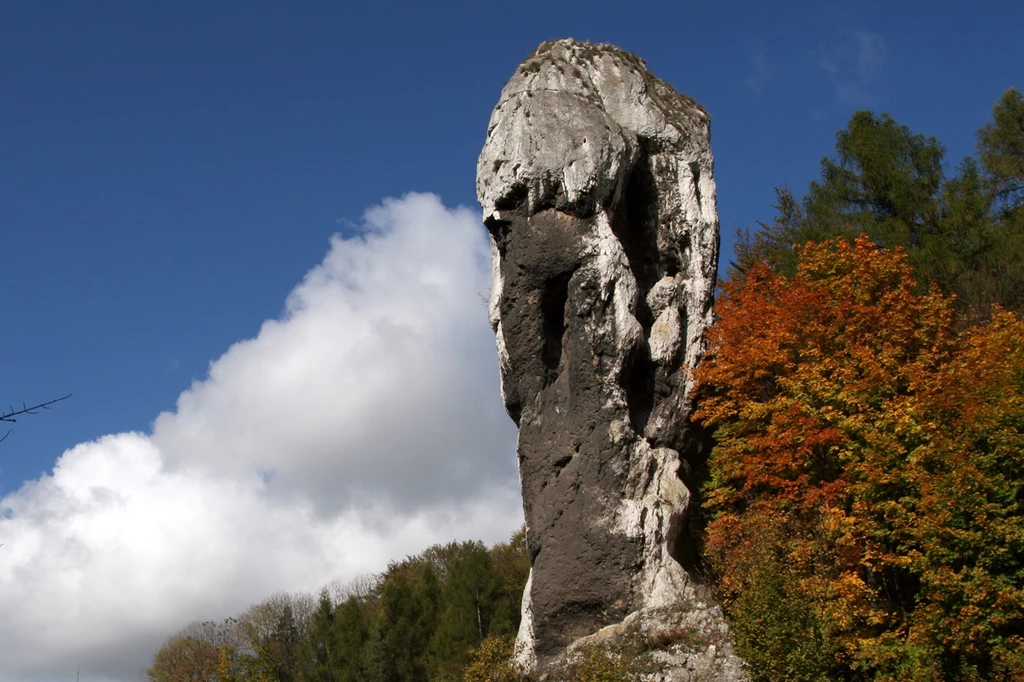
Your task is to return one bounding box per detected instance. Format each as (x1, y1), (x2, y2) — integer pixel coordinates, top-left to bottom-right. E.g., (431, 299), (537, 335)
(0, 193), (521, 682)
(818, 29), (887, 106)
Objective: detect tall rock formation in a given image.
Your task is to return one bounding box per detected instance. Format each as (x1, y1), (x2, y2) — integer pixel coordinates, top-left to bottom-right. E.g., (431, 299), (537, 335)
(477, 40), (745, 680)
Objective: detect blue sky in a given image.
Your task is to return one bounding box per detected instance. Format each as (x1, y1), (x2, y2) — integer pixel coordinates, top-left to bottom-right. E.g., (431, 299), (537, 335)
(2, 1), (1020, 489)
(0, 2), (1021, 680)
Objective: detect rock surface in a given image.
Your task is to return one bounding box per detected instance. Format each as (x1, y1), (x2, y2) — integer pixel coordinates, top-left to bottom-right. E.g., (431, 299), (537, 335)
(476, 40), (745, 679)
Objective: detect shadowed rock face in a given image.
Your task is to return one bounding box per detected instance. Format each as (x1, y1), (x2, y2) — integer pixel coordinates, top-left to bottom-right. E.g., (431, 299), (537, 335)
(477, 40), (745, 679)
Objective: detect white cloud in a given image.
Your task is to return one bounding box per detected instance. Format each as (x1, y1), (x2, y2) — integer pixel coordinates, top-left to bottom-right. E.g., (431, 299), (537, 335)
(0, 193), (521, 682)
(818, 29), (887, 106)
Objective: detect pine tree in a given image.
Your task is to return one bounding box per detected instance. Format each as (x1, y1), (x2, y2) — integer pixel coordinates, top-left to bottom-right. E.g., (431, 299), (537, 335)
(487, 526), (529, 638)
(429, 542), (501, 680)
(804, 111), (945, 251)
(333, 597), (368, 682)
(297, 590), (334, 682)
(271, 603), (301, 682)
(975, 87), (1024, 318)
(375, 561), (439, 682)
(978, 88), (1024, 212)
(731, 186), (804, 279)
(735, 96), (1024, 325)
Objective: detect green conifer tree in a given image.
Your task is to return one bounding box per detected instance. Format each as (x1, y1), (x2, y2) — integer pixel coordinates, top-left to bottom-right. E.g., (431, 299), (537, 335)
(487, 526), (530, 638)
(375, 562), (439, 682)
(429, 542), (501, 680)
(803, 111), (946, 277)
(978, 87), (1024, 212)
(333, 597), (369, 682)
(274, 603), (301, 682)
(297, 590), (334, 682)
(733, 95), (1024, 324)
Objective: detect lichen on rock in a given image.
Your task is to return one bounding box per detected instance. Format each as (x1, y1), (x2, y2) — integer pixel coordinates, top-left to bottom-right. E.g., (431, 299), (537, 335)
(476, 39), (746, 680)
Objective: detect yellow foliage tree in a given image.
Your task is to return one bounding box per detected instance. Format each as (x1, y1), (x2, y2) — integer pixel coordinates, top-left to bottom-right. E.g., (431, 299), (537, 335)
(695, 236), (1024, 680)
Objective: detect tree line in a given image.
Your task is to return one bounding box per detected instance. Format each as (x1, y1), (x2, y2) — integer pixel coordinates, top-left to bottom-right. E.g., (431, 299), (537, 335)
(146, 530), (529, 682)
(732, 88), (1024, 327)
(697, 88), (1024, 681)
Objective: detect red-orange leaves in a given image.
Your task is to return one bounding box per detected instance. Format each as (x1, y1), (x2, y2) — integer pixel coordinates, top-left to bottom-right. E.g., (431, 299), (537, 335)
(697, 237), (955, 519)
(694, 237), (1024, 680)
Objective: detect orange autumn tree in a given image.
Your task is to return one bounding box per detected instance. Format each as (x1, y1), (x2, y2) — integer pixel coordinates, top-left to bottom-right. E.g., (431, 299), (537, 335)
(693, 236), (1024, 681)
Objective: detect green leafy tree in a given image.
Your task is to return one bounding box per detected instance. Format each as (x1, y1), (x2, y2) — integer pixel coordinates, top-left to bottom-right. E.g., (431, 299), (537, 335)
(462, 635), (526, 682)
(216, 644), (275, 682)
(730, 112), (949, 289)
(972, 87), (1024, 319)
(148, 622), (228, 682)
(716, 515), (841, 682)
(931, 157), (994, 322)
(236, 595), (304, 682)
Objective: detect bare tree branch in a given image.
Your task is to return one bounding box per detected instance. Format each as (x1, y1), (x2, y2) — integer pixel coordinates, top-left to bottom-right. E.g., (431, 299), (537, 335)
(0, 394), (72, 424)
(0, 394), (72, 444)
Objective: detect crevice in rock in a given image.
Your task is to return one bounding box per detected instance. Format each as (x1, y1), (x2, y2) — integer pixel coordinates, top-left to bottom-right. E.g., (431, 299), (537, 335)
(644, 457), (657, 493)
(689, 161), (702, 209)
(667, 506), (703, 582)
(662, 253), (681, 278)
(505, 398), (523, 427)
(616, 143), (662, 303)
(484, 218), (511, 262)
(541, 270), (573, 385)
(493, 184), (529, 213)
(669, 422), (715, 580)
(620, 343), (655, 436)
(663, 229), (688, 280)
(554, 444), (578, 475)
(613, 144), (664, 435)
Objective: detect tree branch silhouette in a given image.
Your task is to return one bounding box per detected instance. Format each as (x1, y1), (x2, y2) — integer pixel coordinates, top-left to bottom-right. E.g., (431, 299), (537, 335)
(0, 394), (72, 444)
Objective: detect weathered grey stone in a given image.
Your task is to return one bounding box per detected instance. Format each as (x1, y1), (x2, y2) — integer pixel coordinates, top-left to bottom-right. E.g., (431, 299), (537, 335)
(476, 39), (746, 679)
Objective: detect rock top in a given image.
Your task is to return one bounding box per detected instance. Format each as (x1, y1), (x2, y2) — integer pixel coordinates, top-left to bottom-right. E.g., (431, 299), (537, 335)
(477, 39), (745, 680)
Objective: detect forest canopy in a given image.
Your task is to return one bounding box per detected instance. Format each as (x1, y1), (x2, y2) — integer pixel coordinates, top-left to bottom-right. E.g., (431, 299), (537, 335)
(146, 530), (529, 682)
(700, 88), (1024, 682)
